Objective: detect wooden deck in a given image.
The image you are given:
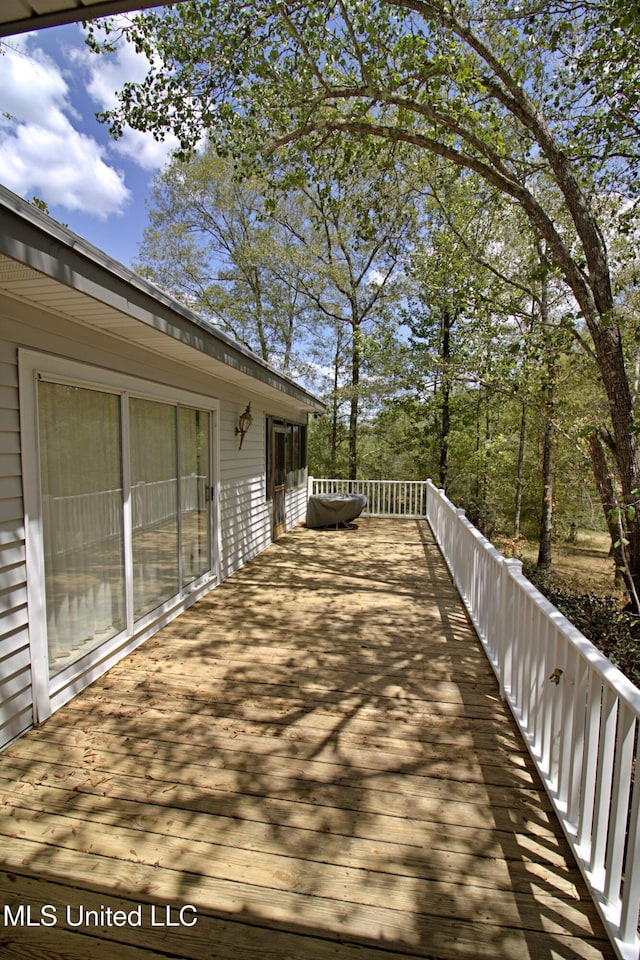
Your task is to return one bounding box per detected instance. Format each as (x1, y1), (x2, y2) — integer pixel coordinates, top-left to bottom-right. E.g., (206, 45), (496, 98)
(0, 519), (616, 959)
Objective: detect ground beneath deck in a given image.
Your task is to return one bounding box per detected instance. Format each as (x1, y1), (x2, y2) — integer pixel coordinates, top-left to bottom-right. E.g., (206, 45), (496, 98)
(0, 519), (615, 959)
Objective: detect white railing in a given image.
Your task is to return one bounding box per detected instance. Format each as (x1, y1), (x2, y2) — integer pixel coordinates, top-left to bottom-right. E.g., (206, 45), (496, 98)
(42, 475), (208, 556)
(425, 479), (640, 960)
(308, 477), (429, 518)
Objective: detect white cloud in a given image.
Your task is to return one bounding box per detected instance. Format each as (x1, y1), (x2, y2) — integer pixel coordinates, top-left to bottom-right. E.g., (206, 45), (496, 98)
(0, 23), (178, 222)
(73, 22), (181, 171)
(79, 21), (148, 110)
(0, 124), (129, 218)
(112, 127), (179, 171)
(0, 35), (70, 129)
(0, 34), (130, 216)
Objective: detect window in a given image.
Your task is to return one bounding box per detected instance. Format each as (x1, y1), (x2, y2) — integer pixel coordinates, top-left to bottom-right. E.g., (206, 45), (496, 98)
(266, 418), (307, 498)
(286, 422), (307, 490)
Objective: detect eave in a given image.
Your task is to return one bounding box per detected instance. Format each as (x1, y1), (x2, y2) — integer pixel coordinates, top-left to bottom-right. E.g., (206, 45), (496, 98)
(0, 0), (189, 38)
(0, 185), (325, 417)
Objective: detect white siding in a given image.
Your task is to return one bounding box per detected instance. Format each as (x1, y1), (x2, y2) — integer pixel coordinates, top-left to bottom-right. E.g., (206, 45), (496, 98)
(285, 481), (308, 529)
(218, 399), (272, 579)
(0, 293), (311, 747)
(0, 340), (32, 749)
(217, 399), (308, 581)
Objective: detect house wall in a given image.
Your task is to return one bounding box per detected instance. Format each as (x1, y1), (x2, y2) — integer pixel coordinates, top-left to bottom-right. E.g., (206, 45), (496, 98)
(0, 292), (309, 749)
(217, 401), (307, 580)
(0, 338), (31, 748)
(218, 404), (271, 580)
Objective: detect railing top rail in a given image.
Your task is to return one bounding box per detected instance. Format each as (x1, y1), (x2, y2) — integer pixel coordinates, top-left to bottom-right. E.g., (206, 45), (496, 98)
(426, 478), (640, 718)
(509, 563), (640, 717)
(311, 478), (427, 485)
(423, 479), (640, 958)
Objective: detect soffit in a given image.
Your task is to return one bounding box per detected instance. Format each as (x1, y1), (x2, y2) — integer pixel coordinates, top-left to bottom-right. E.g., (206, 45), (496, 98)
(0, 1), (188, 37)
(0, 254), (322, 416)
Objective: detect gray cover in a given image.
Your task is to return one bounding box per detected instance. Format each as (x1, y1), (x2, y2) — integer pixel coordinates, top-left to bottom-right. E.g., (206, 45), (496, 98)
(306, 493), (368, 528)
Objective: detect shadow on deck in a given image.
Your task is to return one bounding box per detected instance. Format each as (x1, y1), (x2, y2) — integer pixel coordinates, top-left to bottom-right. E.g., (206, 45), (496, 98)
(0, 519), (616, 959)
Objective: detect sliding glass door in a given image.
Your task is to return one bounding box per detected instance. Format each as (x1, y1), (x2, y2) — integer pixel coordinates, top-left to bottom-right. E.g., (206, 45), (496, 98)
(38, 381), (126, 677)
(37, 379), (213, 680)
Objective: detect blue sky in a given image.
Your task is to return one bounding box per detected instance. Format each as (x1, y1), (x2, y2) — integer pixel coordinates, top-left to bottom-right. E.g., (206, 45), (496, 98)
(0, 19), (178, 268)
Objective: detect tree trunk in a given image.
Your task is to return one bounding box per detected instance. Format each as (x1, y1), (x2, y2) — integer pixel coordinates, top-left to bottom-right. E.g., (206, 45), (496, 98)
(588, 430), (639, 605)
(348, 319), (360, 482)
(589, 321), (640, 604)
(474, 389), (481, 502)
(439, 305), (452, 489)
(282, 300), (295, 374)
(249, 268), (269, 363)
(483, 398), (491, 509)
(330, 326), (341, 478)
(514, 400), (526, 540)
(537, 411), (554, 569)
(537, 268), (554, 570)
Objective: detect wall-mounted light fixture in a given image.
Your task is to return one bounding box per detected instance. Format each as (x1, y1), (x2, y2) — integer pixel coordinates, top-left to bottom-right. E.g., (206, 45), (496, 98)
(235, 402), (253, 449)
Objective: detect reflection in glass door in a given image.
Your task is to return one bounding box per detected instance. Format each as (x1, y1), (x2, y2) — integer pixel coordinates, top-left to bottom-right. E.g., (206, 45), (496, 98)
(38, 381), (126, 677)
(37, 381), (214, 683)
(180, 407), (211, 587)
(129, 398), (179, 620)
(272, 423), (287, 539)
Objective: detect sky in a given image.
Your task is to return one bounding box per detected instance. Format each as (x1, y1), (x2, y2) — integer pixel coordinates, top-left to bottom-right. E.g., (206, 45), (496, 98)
(0, 19), (179, 268)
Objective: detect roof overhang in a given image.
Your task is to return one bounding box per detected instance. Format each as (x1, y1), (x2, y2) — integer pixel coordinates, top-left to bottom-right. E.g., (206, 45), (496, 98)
(0, 1), (189, 38)
(0, 185), (325, 417)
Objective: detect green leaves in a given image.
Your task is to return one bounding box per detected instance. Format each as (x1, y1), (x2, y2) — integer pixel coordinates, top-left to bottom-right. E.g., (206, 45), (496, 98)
(85, 0), (640, 604)
(525, 562), (640, 687)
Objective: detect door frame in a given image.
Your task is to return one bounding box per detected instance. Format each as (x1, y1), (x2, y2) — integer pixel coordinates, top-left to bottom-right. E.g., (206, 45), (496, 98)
(269, 420), (287, 540)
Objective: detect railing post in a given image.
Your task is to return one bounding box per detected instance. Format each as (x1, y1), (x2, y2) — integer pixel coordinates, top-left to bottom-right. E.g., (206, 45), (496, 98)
(307, 475), (314, 498)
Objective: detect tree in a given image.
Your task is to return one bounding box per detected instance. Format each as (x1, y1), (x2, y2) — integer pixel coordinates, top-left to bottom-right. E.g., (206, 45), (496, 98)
(89, 1), (640, 602)
(285, 162), (415, 479)
(135, 149), (311, 370)
(137, 143), (415, 478)
(404, 171), (574, 558)
(406, 234), (462, 492)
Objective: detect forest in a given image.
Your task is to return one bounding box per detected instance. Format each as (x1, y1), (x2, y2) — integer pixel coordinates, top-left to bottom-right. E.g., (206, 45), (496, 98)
(85, 0), (640, 673)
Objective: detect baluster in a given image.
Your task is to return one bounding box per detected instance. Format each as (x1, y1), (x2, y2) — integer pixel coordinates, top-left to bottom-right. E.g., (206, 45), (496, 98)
(578, 674), (603, 858)
(591, 685), (618, 888)
(620, 755), (640, 943)
(605, 704), (635, 906)
(567, 655), (588, 828)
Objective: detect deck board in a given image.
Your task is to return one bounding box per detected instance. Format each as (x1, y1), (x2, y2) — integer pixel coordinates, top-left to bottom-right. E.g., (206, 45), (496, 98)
(0, 519), (616, 958)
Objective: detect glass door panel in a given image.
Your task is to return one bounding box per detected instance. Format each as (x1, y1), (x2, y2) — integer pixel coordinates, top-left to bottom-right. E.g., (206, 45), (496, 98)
(38, 382), (125, 677)
(179, 407), (211, 587)
(272, 425), (287, 539)
(129, 398), (179, 619)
